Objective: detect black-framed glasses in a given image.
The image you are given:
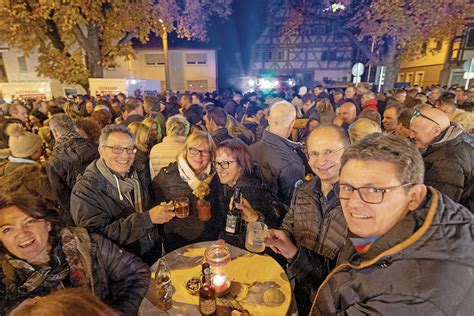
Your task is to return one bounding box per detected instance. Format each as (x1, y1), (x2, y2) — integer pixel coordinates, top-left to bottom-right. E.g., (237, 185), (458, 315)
(307, 147), (345, 160)
(188, 147), (211, 157)
(213, 160), (237, 170)
(104, 145), (137, 154)
(410, 110), (440, 126)
(339, 183), (414, 204)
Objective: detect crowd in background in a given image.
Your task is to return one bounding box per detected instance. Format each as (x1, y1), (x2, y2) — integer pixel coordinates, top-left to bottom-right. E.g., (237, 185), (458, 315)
(0, 81), (472, 315)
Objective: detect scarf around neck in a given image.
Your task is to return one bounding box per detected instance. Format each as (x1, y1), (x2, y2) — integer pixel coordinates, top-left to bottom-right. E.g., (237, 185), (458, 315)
(177, 153), (214, 199)
(96, 158), (144, 213)
(3, 227), (91, 296)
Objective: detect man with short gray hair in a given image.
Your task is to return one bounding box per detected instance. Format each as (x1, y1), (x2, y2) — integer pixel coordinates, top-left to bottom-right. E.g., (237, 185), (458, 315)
(311, 133), (473, 315)
(71, 124), (175, 265)
(46, 113), (98, 218)
(249, 101), (305, 209)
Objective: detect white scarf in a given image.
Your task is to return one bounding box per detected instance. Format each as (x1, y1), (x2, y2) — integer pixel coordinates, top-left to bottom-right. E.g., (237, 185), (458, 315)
(177, 153), (213, 199)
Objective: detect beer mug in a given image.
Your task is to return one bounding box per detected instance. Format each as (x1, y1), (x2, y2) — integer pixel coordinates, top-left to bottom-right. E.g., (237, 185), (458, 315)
(245, 222), (267, 253)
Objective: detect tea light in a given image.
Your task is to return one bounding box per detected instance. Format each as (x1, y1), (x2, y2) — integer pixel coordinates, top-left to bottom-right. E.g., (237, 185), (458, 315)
(212, 273), (230, 294)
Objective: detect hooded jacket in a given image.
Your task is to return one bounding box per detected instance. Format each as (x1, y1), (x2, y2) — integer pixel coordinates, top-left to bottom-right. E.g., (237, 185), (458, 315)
(310, 188), (474, 315)
(422, 123), (473, 211)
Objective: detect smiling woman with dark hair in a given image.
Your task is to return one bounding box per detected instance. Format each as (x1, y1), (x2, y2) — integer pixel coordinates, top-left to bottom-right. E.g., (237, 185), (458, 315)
(0, 193), (150, 315)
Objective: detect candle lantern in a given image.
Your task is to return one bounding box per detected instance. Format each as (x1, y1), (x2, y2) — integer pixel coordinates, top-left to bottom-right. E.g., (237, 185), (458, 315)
(204, 244), (231, 295)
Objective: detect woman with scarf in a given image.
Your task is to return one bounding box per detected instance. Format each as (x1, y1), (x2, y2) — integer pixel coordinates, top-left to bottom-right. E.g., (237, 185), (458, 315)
(0, 193), (150, 315)
(152, 130), (220, 253)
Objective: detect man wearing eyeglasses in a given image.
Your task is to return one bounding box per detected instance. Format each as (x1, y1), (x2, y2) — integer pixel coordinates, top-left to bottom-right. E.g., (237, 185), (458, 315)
(265, 125), (349, 314)
(409, 107), (473, 211)
(310, 134), (473, 315)
(71, 124), (175, 265)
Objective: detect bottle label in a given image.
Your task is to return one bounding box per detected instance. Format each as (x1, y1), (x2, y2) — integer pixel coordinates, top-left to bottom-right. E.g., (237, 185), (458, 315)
(200, 299), (216, 314)
(225, 214), (237, 233)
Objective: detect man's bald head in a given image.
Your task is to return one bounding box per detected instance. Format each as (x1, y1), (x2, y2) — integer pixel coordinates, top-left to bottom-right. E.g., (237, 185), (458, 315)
(409, 107), (450, 149)
(339, 102), (357, 124)
(9, 104), (28, 123)
(268, 101), (296, 138)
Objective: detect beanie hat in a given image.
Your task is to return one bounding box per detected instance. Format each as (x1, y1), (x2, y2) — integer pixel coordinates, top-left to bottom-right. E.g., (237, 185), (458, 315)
(6, 124), (42, 158)
(299, 86), (308, 97)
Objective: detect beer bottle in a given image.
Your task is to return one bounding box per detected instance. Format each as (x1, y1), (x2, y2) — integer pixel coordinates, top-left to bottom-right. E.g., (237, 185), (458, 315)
(199, 263), (216, 315)
(225, 187), (243, 236)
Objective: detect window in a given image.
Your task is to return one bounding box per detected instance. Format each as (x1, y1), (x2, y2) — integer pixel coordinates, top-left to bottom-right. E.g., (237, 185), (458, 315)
(451, 38), (462, 61)
(466, 28), (474, 48)
(267, 51), (273, 61)
(17, 56), (27, 71)
(186, 53), (207, 65)
(187, 80), (208, 90)
(145, 54), (165, 65)
(321, 51), (338, 61)
(277, 51), (283, 61)
(435, 41), (443, 50)
(255, 51), (259, 61)
(105, 65), (116, 71)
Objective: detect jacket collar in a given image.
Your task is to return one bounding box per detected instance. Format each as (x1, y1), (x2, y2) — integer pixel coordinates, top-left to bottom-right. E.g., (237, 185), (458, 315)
(262, 130), (302, 150)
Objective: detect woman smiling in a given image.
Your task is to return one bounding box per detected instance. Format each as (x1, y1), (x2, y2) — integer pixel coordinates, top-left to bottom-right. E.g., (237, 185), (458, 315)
(0, 193), (150, 315)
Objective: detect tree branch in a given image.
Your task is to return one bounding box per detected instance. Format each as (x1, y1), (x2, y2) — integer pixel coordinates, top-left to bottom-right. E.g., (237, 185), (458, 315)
(117, 32), (136, 46)
(72, 24), (90, 53)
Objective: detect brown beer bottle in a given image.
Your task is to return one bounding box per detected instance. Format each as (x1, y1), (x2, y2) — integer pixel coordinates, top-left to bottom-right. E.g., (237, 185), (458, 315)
(199, 263), (216, 315)
(225, 187), (242, 236)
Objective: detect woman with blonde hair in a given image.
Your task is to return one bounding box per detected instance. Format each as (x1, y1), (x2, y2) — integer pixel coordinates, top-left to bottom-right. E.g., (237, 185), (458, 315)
(348, 118), (382, 143)
(128, 121), (152, 186)
(152, 130), (220, 252)
(226, 115), (254, 145)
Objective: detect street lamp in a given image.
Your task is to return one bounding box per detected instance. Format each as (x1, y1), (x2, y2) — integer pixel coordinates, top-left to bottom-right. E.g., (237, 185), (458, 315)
(159, 19), (171, 91)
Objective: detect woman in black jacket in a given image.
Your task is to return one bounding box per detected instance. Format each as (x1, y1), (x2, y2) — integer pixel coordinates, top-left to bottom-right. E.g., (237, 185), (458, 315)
(213, 139), (282, 248)
(0, 193), (150, 315)
(152, 130), (221, 253)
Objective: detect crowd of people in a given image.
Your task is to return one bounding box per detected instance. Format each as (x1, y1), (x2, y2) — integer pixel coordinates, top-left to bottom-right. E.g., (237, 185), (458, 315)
(0, 82), (472, 315)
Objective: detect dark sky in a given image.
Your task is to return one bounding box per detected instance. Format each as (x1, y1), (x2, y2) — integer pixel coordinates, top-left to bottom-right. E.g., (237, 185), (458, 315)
(206, 0), (269, 90)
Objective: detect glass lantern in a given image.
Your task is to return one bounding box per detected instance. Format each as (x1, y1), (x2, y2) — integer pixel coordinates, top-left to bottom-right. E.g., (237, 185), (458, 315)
(204, 244), (231, 295)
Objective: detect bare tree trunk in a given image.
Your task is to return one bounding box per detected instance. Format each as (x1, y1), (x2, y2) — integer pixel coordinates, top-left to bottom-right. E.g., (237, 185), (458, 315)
(86, 25), (103, 79)
(382, 39), (402, 92)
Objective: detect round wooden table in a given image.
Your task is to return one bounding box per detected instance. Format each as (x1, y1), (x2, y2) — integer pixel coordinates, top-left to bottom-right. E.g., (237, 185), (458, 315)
(139, 241), (292, 315)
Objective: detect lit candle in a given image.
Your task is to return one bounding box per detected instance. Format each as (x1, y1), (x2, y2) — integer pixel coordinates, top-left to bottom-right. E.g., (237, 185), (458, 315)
(212, 273), (230, 294)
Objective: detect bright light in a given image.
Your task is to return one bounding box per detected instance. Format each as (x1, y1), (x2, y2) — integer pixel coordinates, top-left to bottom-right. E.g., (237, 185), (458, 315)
(259, 79), (272, 90)
(272, 80), (279, 87)
(248, 79), (256, 87)
(159, 19), (164, 23)
(288, 79), (295, 87)
(324, 2), (346, 12)
(130, 79), (137, 85)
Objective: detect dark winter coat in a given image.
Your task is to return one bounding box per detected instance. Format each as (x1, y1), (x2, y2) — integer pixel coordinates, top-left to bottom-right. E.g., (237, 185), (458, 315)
(0, 227), (150, 316)
(70, 160), (161, 262)
(249, 130), (305, 207)
(281, 177), (347, 314)
(422, 124), (473, 211)
(211, 127), (234, 145)
(214, 167), (284, 248)
(152, 162), (222, 253)
(311, 188), (474, 315)
(46, 137), (98, 214)
(120, 114), (144, 127)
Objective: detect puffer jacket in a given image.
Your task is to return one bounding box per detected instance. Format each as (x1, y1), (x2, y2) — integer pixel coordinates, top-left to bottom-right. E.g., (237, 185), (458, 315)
(422, 124), (473, 211)
(46, 136), (98, 214)
(0, 227), (150, 316)
(70, 160), (161, 262)
(281, 177), (347, 313)
(249, 130), (305, 206)
(311, 188), (474, 315)
(152, 162), (222, 253)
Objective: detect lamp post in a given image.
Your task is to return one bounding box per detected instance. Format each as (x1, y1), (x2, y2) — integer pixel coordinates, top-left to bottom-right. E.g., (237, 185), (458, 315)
(159, 19), (171, 91)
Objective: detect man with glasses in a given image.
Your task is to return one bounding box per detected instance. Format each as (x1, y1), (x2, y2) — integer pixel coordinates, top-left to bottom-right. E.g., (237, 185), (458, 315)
(310, 134), (473, 315)
(71, 124), (175, 265)
(409, 107), (473, 211)
(265, 125), (349, 314)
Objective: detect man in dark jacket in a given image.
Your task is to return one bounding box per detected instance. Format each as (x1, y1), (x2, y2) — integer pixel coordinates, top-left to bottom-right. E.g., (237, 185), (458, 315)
(266, 125), (349, 314)
(302, 94), (321, 121)
(120, 97), (144, 126)
(249, 101), (305, 207)
(409, 107), (473, 211)
(46, 114), (99, 219)
(180, 94), (203, 125)
(311, 134), (474, 315)
(203, 107), (234, 145)
(224, 92), (242, 117)
(70, 124), (175, 265)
